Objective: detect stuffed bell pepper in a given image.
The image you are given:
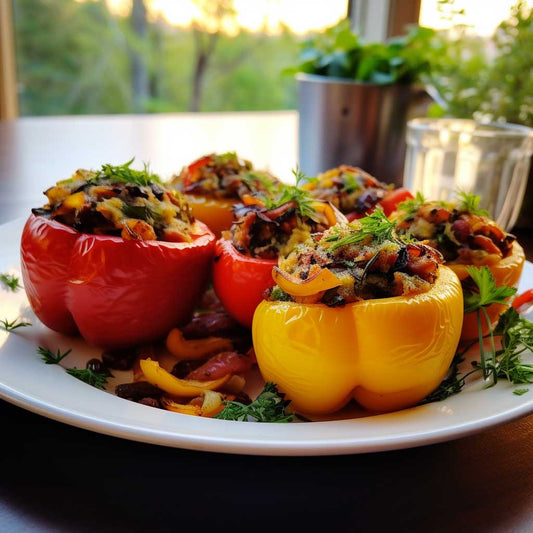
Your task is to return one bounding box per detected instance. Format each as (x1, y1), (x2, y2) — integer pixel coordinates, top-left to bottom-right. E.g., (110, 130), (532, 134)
(392, 192), (525, 340)
(252, 209), (463, 415)
(212, 177), (344, 328)
(169, 151), (279, 237)
(21, 160), (215, 350)
(301, 165), (413, 220)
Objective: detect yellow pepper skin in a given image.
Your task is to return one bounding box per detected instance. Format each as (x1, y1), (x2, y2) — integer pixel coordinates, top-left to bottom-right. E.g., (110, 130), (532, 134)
(252, 266), (463, 414)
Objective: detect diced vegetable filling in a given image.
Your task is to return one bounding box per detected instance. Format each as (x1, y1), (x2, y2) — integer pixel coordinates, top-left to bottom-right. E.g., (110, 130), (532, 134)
(301, 165), (392, 216)
(269, 211), (443, 306)
(392, 193), (515, 265)
(33, 162), (195, 242)
(171, 151), (279, 200)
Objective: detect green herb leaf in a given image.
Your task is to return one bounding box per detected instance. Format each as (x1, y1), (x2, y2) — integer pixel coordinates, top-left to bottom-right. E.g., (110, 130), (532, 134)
(97, 159), (161, 186)
(463, 266), (517, 314)
(1, 318), (32, 331)
(66, 367), (112, 390)
(513, 388), (529, 396)
(397, 191), (427, 219)
(214, 382), (295, 422)
(326, 208), (396, 251)
(456, 191), (490, 217)
(0, 273), (22, 292)
(38, 346), (72, 365)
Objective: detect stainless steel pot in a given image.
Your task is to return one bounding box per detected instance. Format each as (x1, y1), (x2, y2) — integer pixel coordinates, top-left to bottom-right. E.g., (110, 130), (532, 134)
(297, 73), (430, 186)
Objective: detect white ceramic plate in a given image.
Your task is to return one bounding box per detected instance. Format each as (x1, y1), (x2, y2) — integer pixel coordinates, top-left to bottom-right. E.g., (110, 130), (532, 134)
(1, 217), (532, 456)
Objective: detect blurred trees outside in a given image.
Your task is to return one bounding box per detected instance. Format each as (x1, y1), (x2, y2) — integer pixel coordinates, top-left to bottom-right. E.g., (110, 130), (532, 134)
(12, 0), (302, 116)
(12, 0), (533, 125)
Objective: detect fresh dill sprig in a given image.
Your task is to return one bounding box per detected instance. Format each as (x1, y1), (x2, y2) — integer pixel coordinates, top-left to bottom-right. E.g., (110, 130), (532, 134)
(66, 367), (112, 390)
(37, 346), (112, 390)
(214, 382), (295, 422)
(0, 318), (32, 331)
(97, 158), (162, 186)
(325, 208), (397, 251)
(456, 191), (490, 217)
(38, 346), (72, 364)
(0, 273), (22, 292)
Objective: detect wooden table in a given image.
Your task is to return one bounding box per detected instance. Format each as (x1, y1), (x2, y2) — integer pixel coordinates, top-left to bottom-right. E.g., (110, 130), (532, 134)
(1, 113), (532, 532)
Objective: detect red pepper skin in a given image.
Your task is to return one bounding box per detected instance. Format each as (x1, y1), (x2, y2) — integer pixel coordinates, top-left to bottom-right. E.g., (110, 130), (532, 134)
(212, 237), (276, 329)
(344, 188), (414, 221)
(379, 188), (414, 217)
(21, 214), (215, 349)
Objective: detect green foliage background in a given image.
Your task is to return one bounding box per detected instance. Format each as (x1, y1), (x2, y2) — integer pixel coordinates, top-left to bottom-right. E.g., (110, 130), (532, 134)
(12, 0), (301, 115)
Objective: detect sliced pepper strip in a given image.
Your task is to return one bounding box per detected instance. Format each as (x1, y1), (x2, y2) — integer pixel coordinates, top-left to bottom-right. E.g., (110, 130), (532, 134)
(161, 390), (224, 417)
(139, 358), (230, 397)
(165, 328), (233, 360)
(272, 266), (341, 297)
(512, 288), (533, 313)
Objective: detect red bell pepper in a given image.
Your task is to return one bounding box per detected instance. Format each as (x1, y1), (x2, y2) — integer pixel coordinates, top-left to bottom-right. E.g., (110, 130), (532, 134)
(212, 237), (276, 329)
(21, 214), (215, 349)
(378, 188), (414, 217)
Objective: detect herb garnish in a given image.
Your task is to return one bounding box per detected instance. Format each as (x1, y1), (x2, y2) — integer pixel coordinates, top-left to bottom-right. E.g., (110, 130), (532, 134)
(65, 367), (113, 390)
(0, 318), (32, 331)
(456, 191), (490, 217)
(325, 208), (397, 251)
(38, 346), (72, 364)
(38, 346), (112, 390)
(97, 158), (162, 186)
(0, 273), (22, 292)
(396, 191), (427, 220)
(214, 382), (295, 422)
(423, 268), (533, 403)
(261, 167), (318, 220)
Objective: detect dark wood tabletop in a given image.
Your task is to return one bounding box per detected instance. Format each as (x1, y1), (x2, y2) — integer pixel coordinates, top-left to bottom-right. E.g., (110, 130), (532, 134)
(1, 113), (532, 532)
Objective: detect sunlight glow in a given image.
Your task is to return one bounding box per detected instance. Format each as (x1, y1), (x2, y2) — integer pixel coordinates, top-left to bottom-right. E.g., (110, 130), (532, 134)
(106, 0), (348, 34)
(419, 0), (533, 36)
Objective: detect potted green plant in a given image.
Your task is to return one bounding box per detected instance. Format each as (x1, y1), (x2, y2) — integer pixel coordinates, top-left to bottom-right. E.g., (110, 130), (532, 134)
(285, 21), (437, 186)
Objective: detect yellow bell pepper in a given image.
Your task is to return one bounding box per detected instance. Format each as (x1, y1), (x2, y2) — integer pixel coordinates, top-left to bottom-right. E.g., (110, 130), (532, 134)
(252, 265), (463, 415)
(448, 242), (525, 340)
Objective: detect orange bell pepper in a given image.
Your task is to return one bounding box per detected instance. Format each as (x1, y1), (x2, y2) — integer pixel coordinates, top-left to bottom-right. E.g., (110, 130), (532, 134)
(447, 242), (525, 340)
(183, 194), (236, 238)
(252, 266), (463, 415)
